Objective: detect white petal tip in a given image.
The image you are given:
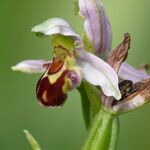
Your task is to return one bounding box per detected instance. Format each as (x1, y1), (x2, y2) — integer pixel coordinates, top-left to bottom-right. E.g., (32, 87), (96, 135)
(115, 93), (121, 100)
(11, 60), (47, 74)
(77, 50), (121, 100)
(103, 89), (121, 100)
(11, 65), (35, 73)
(11, 65), (26, 72)
(31, 18), (82, 44)
(11, 66), (17, 71)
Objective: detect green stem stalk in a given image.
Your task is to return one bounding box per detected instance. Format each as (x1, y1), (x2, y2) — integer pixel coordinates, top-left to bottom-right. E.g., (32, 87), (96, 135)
(80, 86), (91, 128)
(108, 117), (119, 150)
(82, 109), (118, 150)
(78, 81), (101, 128)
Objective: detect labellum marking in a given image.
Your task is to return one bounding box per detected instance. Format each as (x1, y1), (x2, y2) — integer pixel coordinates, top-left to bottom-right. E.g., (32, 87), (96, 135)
(36, 70), (69, 106)
(43, 62), (52, 69)
(48, 58), (64, 75)
(36, 58), (69, 107)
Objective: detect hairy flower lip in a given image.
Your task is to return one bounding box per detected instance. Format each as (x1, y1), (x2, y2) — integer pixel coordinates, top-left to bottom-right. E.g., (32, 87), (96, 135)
(35, 55), (82, 107)
(36, 68), (69, 107)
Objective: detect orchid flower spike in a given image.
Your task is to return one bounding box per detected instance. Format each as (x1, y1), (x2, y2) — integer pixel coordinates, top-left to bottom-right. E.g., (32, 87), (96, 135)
(12, 17), (121, 107)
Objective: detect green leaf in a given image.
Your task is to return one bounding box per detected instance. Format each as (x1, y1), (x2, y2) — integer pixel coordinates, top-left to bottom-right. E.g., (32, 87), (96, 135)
(78, 80), (102, 128)
(23, 130), (42, 150)
(78, 83), (91, 128)
(83, 80), (101, 117)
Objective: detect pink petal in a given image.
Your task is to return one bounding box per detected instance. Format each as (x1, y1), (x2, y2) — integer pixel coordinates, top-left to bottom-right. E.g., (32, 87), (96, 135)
(76, 50), (121, 100)
(119, 62), (150, 83)
(78, 0), (112, 57)
(31, 17), (82, 45)
(11, 59), (49, 73)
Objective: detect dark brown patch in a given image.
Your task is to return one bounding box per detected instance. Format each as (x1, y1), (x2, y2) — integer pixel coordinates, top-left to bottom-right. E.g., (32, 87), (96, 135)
(112, 80), (133, 106)
(119, 80), (133, 99)
(112, 78), (150, 106)
(36, 69), (69, 107)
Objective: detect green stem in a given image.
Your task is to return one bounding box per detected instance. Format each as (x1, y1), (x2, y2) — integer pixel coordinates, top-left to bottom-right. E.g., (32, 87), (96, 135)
(78, 81), (101, 128)
(82, 109), (117, 150)
(108, 117), (119, 150)
(78, 83), (91, 128)
(83, 81), (101, 116)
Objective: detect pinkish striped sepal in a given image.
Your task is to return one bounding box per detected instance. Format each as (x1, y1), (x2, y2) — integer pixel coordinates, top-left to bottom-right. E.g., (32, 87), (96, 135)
(78, 0), (112, 58)
(119, 62), (150, 83)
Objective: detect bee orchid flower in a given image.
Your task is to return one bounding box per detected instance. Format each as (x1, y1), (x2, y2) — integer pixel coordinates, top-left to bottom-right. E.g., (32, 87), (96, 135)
(11, 0), (150, 150)
(12, 17), (121, 107)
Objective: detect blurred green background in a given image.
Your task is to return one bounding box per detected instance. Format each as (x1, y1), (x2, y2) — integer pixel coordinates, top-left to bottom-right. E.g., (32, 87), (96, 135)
(0, 0), (150, 149)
